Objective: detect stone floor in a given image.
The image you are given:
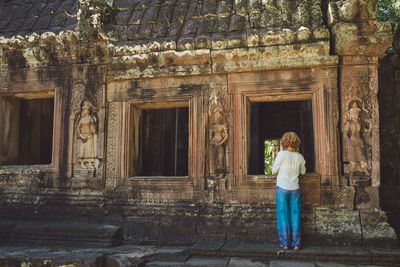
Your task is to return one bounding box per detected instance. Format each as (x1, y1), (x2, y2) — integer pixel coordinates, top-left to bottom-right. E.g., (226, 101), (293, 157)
(1, 241), (400, 267)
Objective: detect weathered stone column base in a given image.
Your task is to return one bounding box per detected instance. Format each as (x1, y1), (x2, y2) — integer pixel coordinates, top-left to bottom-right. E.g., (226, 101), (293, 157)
(360, 210), (397, 246)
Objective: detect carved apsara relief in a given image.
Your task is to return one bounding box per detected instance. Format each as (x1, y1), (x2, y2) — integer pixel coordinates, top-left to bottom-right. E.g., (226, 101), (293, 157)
(209, 105), (228, 179)
(73, 99), (100, 178)
(342, 97), (372, 186)
(339, 62), (383, 187)
(205, 82), (230, 200)
(78, 100), (98, 167)
(207, 82), (229, 180)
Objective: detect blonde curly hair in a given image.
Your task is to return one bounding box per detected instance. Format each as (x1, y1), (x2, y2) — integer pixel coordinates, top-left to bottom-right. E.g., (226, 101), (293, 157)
(280, 132), (301, 150)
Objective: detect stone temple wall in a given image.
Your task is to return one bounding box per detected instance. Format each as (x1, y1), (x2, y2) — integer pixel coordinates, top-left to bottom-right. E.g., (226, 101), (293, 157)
(0, 0), (398, 247)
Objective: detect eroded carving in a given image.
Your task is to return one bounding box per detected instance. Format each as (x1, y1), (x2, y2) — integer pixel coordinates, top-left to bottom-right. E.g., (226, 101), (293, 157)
(105, 102), (121, 187)
(343, 98), (371, 186)
(328, 0), (376, 26)
(207, 81), (229, 181)
(209, 105), (228, 179)
(75, 99), (99, 177)
(71, 81), (86, 109)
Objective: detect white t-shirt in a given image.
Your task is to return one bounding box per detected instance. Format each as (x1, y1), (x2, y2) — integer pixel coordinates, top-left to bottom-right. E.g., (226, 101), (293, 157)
(272, 150), (306, 190)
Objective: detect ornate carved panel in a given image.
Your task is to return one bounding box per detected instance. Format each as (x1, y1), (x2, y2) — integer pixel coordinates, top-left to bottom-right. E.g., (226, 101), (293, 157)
(340, 61), (380, 187)
(206, 82), (230, 200)
(110, 80), (208, 200)
(71, 99), (101, 179)
(227, 67), (339, 203)
(105, 101), (123, 188)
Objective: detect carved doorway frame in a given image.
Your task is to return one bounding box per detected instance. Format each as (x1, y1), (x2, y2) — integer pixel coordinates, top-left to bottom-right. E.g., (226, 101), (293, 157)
(228, 68), (339, 204)
(0, 87), (63, 175)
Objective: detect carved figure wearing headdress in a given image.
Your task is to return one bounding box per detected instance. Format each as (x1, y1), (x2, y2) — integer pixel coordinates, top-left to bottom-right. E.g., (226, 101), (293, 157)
(345, 101), (366, 162)
(77, 100), (98, 172)
(343, 99), (369, 184)
(209, 106), (228, 178)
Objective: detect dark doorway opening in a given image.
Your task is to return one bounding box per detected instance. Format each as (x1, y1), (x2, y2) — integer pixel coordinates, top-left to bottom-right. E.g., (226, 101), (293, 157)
(0, 97), (54, 165)
(138, 107), (188, 176)
(248, 100), (315, 175)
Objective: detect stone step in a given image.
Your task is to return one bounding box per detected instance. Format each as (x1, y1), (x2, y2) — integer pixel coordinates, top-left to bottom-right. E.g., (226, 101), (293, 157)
(8, 220), (123, 247)
(1, 243), (400, 267)
(146, 257), (229, 267)
(0, 221), (17, 245)
(151, 247), (191, 262)
(146, 261), (187, 267)
(228, 257), (267, 267)
(146, 257), (382, 267)
(191, 241), (400, 266)
(0, 247), (108, 267)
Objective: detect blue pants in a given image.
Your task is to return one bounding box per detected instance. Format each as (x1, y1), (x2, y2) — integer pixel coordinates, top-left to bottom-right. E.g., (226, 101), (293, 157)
(276, 186), (301, 247)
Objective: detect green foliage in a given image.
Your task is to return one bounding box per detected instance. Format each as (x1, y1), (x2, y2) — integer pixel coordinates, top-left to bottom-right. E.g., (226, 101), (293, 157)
(264, 139), (280, 175)
(377, 0), (400, 34)
(78, 0), (115, 46)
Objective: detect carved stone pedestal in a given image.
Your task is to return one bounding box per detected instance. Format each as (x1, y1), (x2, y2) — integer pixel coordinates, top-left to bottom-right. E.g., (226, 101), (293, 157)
(74, 167), (96, 178)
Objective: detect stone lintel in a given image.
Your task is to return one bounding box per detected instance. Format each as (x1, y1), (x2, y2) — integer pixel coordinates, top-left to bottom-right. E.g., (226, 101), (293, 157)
(106, 42), (338, 81)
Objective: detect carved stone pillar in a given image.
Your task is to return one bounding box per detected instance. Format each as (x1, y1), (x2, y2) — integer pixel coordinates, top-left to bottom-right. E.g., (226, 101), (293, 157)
(105, 101), (123, 189)
(339, 57), (378, 188)
(328, 0), (396, 244)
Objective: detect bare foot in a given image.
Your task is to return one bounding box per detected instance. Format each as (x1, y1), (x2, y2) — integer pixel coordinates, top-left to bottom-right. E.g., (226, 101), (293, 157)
(294, 246), (300, 251)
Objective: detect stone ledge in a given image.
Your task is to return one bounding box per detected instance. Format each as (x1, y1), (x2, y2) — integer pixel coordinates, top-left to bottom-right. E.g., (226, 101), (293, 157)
(211, 242), (399, 265)
(8, 221), (123, 248)
(109, 27), (330, 54)
(151, 247), (190, 262)
(106, 50), (338, 81)
(0, 221), (17, 245)
(0, 30), (336, 82)
(1, 242), (399, 266)
(0, 203), (396, 247)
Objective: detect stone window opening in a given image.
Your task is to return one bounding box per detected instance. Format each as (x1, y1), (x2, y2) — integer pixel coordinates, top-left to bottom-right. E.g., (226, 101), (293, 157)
(128, 103), (189, 177)
(0, 94), (54, 166)
(248, 100), (315, 176)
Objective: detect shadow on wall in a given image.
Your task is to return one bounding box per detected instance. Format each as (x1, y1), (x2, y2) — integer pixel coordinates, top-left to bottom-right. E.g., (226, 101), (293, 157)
(378, 38), (400, 241)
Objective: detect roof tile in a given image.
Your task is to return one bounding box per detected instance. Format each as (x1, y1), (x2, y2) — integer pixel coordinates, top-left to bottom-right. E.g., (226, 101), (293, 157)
(0, 0), (326, 47)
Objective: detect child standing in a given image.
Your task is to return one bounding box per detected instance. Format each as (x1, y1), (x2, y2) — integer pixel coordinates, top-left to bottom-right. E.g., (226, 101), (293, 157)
(272, 132), (306, 251)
